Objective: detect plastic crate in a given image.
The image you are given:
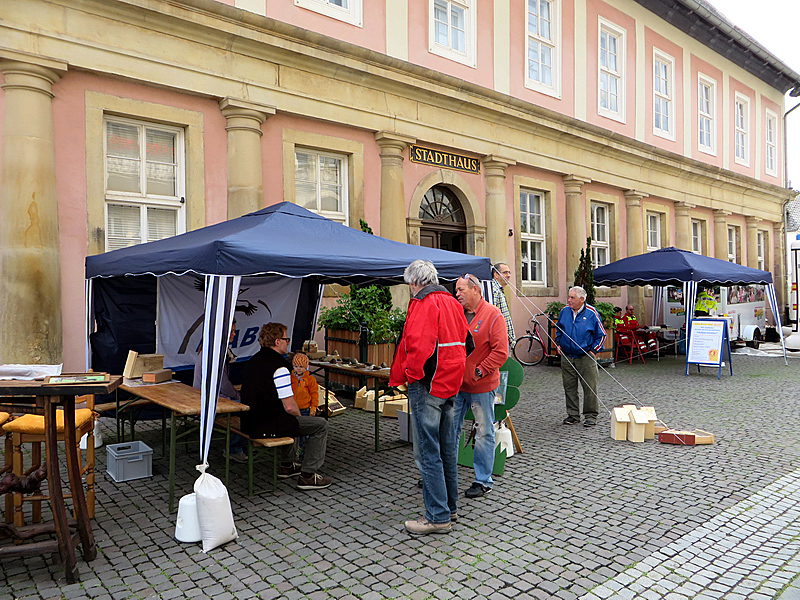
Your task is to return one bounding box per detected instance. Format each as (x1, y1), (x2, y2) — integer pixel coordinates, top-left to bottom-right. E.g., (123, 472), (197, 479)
(106, 441), (153, 482)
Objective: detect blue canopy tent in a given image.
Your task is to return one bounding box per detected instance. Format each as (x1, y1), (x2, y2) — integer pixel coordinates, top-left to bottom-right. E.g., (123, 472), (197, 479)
(593, 247), (787, 363)
(86, 201), (492, 467)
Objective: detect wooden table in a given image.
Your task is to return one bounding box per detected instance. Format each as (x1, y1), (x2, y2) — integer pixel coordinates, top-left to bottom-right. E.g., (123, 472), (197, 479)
(0, 377), (121, 583)
(309, 361), (392, 452)
(119, 381), (248, 512)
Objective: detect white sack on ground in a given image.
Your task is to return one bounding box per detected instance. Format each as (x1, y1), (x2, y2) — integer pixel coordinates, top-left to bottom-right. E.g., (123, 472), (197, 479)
(193, 466), (238, 553)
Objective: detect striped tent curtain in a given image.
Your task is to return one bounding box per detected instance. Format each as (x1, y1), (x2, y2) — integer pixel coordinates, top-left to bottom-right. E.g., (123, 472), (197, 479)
(198, 275), (241, 466)
(765, 283), (788, 365)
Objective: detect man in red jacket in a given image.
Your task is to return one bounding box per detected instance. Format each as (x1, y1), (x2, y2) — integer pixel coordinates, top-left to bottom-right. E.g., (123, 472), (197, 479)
(390, 260), (468, 535)
(454, 274), (509, 498)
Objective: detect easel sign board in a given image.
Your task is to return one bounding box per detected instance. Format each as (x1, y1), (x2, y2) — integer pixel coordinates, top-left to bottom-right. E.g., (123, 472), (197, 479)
(687, 320), (725, 365)
(686, 319), (733, 378)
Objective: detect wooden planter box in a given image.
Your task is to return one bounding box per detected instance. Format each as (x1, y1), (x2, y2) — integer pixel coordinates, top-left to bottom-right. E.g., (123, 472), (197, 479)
(324, 328), (396, 389)
(546, 321), (613, 365)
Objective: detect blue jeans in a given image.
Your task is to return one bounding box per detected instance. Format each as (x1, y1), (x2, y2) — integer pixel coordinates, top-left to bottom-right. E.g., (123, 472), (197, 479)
(454, 390), (496, 488)
(229, 432), (247, 455)
(408, 381), (458, 524)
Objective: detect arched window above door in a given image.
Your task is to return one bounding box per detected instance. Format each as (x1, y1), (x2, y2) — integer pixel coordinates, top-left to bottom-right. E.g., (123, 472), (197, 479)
(419, 186), (465, 223)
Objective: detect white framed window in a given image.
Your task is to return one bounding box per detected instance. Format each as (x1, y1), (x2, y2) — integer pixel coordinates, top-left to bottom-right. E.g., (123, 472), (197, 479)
(765, 109), (778, 176)
(294, 148), (349, 224)
(757, 231), (766, 270)
(727, 225), (738, 263)
(691, 219), (703, 254)
(520, 189), (547, 285)
(590, 202), (610, 266)
(294, 0), (362, 27)
(698, 75), (716, 155)
(653, 51), (674, 139)
(598, 19), (625, 122)
(646, 212), (662, 251)
(734, 93), (750, 166)
(429, 0), (476, 67)
(525, 0), (560, 97)
(104, 116), (185, 252)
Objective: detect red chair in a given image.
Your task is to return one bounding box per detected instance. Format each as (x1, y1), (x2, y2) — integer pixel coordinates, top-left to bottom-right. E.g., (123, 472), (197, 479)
(614, 330), (645, 364)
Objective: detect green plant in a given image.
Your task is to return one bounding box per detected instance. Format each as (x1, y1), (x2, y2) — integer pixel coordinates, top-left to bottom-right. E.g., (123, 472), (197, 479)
(545, 301), (565, 317)
(594, 301), (616, 328)
(573, 237), (595, 306)
(318, 285), (405, 343)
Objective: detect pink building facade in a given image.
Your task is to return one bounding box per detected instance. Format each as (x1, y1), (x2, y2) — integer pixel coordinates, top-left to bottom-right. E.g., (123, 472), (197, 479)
(0, 0), (798, 368)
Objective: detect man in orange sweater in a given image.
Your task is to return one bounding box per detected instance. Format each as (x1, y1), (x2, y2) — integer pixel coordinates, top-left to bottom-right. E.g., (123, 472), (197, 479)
(453, 274), (509, 499)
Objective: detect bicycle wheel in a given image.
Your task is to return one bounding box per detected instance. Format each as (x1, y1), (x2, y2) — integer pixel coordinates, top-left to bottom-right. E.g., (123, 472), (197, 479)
(513, 335), (546, 366)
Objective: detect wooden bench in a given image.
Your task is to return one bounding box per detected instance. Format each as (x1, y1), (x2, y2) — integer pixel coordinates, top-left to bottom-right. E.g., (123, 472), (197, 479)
(215, 418), (294, 495)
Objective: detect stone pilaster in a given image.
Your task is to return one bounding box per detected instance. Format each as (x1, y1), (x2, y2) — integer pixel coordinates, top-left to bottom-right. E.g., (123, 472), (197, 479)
(674, 201), (694, 251)
(713, 210), (730, 261)
(624, 190), (647, 316)
(220, 97), (275, 219)
(375, 131), (415, 242)
(0, 56), (67, 364)
(562, 175), (591, 278)
(482, 155), (516, 263)
(745, 216), (761, 269)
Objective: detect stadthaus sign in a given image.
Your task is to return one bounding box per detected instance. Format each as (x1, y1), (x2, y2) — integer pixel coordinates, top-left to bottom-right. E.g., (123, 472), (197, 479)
(409, 145), (480, 174)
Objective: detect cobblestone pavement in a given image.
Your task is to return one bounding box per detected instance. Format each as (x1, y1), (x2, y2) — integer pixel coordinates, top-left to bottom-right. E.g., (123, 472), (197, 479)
(2, 353), (800, 599)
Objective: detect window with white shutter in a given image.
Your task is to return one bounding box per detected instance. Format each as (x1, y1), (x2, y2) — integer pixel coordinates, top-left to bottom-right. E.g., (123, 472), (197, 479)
(104, 116), (185, 251)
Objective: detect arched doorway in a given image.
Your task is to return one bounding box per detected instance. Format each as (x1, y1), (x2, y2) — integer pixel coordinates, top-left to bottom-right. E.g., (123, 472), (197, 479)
(419, 185), (466, 253)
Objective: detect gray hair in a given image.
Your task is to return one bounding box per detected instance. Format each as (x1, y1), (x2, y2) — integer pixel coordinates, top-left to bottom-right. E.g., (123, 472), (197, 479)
(492, 262), (509, 272)
(569, 286), (587, 299)
(404, 260), (439, 287)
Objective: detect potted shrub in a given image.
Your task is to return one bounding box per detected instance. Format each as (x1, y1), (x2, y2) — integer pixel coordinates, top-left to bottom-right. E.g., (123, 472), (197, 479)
(317, 285), (405, 386)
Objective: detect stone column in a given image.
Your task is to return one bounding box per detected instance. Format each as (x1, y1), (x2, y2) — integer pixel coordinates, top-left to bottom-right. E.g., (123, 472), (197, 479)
(0, 56), (66, 364)
(563, 175), (591, 278)
(773, 221), (785, 309)
(713, 210), (730, 261)
(674, 201), (694, 251)
(624, 190), (646, 315)
(220, 98), (275, 219)
(483, 155), (516, 263)
(745, 216), (761, 269)
(375, 132), (415, 242)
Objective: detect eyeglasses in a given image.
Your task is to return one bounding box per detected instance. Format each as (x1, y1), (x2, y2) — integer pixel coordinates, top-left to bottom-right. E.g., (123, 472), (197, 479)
(460, 273), (480, 287)
(279, 337), (290, 342)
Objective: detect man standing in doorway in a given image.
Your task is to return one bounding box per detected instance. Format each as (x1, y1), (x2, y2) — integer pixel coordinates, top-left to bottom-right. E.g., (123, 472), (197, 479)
(390, 260), (468, 535)
(454, 274), (508, 499)
(491, 262), (516, 348)
(555, 286), (606, 427)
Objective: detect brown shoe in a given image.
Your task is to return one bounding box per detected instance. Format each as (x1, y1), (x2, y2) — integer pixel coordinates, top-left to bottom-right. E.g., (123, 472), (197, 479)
(277, 462), (302, 479)
(404, 518), (452, 535)
(296, 473), (332, 490)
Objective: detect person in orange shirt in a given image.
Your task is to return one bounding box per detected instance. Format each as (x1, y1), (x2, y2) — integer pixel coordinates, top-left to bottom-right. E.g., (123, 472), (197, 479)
(290, 352), (318, 417)
(290, 352), (319, 460)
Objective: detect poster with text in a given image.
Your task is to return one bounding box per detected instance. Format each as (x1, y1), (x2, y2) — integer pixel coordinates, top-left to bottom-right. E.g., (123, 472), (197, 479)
(686, 319), (725, 365)
(157, 274), (302, 368)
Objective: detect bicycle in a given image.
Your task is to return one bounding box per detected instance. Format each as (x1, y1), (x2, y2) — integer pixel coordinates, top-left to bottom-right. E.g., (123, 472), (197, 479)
(513, 313), (548, 366)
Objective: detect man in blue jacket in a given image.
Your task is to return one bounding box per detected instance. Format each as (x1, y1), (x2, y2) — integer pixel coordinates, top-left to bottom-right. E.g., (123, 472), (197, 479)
(555, 286), (606, 427)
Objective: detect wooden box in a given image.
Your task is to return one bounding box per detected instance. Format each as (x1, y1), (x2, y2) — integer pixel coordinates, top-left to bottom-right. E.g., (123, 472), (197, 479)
(382, 398), (408, 418)
(123, 351), (164, 379)
(143, 369), (172, 384)
(354, 387), (374, 410)
(640, 406), (658, 440)
(658, 429), (713, 445)
(610, 406), (631, 441)
(627, 408), (651, 443)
